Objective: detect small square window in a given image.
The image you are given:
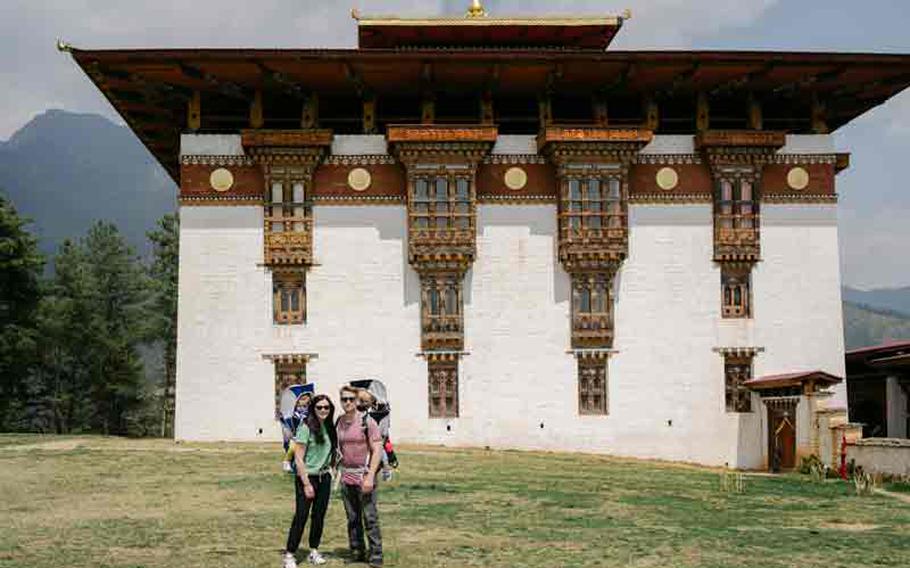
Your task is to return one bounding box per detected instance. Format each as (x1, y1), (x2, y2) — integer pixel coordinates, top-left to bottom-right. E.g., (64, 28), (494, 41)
(428, 360), (458, 418)
(724, 356), (753, 413)
(273, 269), (306, 325)
(578, 358), (608, 415)
(721, 265), (752, 319)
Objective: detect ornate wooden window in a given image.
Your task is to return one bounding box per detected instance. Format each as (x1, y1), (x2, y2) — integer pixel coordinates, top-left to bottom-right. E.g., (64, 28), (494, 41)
(274, 360), (306, 418)
(563, 171), (624, 233)
(273, 269), (306, 324)
(716, 175), (756, 230)
(578, 358), (608, 415)
(571, 272), (614, 347)
(264, 165), (313, 265)
(721, 264), (751, 318)
(411, 172), (472, 231)
(724, 356), (753, 413)
(428, 360), (458, 418)
(420, 273), (463, 350)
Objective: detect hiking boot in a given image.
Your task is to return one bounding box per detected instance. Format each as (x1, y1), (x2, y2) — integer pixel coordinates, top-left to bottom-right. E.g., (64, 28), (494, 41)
(345, 549), (366, 563)
(308, 550), (326, 565)
(282, 551), (298, 568)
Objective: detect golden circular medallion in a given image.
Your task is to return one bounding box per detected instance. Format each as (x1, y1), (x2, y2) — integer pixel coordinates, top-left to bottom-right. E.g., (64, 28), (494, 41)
(787, 166), (810, 190)
(209, 168), (234, 192)
(503, 166), (528, 190)
(655, 167), (679, 190)
(347, 167), (372, 192)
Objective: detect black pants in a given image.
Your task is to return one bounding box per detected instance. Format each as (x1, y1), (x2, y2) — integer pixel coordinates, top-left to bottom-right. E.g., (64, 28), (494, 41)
(341, 482), (382, 566)
(286, 473), (332, 553)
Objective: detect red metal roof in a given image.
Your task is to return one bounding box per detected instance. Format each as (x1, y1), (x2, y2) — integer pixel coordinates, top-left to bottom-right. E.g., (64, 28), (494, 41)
(845, 340), (910, 358)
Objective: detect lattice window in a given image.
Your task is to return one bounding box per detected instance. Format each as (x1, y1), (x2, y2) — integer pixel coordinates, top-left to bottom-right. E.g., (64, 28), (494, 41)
(274, 361), (306, 418)
(563, 173), (623, 232)
(266, 166), (310, 235)
(428, 360), (458, 418)
(421, 274), (462, 337)
(724, 356), (753, 413)
(716, 175), (757, 230)
(411, 172), (471, 230)
(572, 273), (613, 337)
(273, 269), (306, 324)
(721, 265), (752, 318)
(578, 358), (608, 415)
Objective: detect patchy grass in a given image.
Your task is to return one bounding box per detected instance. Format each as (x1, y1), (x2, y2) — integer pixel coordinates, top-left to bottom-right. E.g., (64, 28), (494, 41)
(1, 438), (909, 567)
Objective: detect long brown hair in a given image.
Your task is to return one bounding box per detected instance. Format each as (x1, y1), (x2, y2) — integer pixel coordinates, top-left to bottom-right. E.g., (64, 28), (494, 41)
(305, 394), (337, 452)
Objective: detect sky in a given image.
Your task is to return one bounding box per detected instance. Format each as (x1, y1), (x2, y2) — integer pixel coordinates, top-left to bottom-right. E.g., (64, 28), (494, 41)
(1, 0), (908, 289)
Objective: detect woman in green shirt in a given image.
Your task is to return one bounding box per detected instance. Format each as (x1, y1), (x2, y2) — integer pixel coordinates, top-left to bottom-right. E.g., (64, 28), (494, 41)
(283, 394), (337, 568)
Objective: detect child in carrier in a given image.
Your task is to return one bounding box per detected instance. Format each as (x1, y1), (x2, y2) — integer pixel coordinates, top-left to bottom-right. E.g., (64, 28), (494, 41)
(350, 379), (398, 480)
(279, 383), (315, 473)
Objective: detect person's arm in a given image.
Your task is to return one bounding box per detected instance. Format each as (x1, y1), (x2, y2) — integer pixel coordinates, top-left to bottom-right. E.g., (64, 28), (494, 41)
(293, 427), (316, 499)
(361, 419), (383, 494)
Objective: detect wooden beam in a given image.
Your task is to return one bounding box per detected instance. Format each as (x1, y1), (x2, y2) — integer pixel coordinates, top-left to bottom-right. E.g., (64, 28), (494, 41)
(301, 93), (318, 129)
(747, 93), (762, 130)
(187, 90), (201, 131)
(696, 92), (710, 132)
(363, 96), (377, 134)
(538, 95), (552, 128)
(811, 94), (828, 134)
(250, 89), (264, 129)
(421, 95), (435, 124)
(480, 91), (494, 125)
(593, 97), (608, 126)
(643, 97), (659, 131)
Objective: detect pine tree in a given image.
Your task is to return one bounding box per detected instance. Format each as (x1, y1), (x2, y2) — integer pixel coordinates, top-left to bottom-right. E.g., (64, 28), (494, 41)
(147, 213), (179, 437)
(0, 194), (44, 429)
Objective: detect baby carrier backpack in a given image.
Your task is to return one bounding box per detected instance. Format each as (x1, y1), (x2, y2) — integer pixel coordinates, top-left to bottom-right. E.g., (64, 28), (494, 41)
(349, 378), (399, 473)
(278, 383), (315, 473)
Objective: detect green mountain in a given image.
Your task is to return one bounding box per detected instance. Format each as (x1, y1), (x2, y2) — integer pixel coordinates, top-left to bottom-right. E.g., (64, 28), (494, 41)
(0, 109), (176, 260)
(843, 286), (910, 317)
(843, 301), (910, 350)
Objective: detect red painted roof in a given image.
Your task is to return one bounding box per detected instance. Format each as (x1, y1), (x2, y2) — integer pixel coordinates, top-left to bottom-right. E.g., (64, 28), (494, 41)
(744, 370), (842, 389)
(845, 340), (910, 358)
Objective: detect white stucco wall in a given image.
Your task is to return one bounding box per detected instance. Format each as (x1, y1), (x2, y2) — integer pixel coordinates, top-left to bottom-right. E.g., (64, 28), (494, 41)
(174, 134), (847, 470)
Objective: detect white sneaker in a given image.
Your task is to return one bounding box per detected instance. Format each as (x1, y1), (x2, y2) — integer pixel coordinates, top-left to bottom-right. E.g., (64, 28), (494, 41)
(282, 551), (298, 568)
(282, 461), (293, 473)
(308, 549), (327, 565)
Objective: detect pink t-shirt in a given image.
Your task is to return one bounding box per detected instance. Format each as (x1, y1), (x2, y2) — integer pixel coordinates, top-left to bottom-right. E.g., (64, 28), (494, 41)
(336, 411), (381, 485)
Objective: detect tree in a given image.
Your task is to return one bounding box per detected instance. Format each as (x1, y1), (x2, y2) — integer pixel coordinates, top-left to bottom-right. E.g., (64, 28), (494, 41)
(0, 194), (44, 430)
(147, 213), (179, 437)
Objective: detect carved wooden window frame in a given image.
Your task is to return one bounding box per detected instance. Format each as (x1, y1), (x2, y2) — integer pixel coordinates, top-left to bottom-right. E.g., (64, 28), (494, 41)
(428, 359), (459, 418)
(421, 273), (463, 338)
(721, 264), (752, 319)
(578, 357), (608, 415)
(714, 168), (759, 231)
(560, 166), (625, 236)
(273, 269), (306, 325)
(265, 165), (312, 238)
(409, 168), (473, 232)
(274, 361), (307, 419)
(724, 355), (753, 413)
(572, 272), (614, 341)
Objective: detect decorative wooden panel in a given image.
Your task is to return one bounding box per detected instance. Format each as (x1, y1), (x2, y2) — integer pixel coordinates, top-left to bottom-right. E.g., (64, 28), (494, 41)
(428, 359), (458, 418)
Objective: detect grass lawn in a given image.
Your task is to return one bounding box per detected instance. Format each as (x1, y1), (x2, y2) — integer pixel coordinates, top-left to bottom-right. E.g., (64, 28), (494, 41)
(1, 434), (908, 568)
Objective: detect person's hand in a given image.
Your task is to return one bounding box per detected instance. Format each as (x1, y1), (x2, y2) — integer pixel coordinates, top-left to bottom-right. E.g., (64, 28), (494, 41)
(361, 474), (375, 494)
(303, 482), (315, 500)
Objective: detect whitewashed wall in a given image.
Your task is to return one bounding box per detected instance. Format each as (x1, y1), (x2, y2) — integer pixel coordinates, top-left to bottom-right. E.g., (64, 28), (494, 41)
(174, 134), (847, 470)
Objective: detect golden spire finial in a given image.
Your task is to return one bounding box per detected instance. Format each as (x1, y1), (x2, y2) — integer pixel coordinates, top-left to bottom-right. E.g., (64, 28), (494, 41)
(466, 0), (486, 18)
(56, 38), (73, 53)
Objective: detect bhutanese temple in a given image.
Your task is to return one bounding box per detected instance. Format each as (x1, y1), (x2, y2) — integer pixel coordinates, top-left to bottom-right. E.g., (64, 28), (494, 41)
(65, 1), (910, 469)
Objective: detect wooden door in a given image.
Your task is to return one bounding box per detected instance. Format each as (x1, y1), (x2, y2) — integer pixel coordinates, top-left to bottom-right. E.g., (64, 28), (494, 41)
(768, 403), (797, 472)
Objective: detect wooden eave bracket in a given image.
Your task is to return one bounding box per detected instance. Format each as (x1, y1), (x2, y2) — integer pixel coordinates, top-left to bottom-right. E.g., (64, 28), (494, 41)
(695, 130), (785, 150)
(241, 129), (334, 148)
(835, 152), (850, 173)
(537, 125), (653, 153)
(386, 124), (498, 144)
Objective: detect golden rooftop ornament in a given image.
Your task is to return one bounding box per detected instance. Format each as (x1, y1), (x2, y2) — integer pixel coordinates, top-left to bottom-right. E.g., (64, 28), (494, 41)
(466, 0), (486, 18)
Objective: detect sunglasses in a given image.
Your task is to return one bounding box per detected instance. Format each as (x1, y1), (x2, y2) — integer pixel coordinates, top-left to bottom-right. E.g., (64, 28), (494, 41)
(314, 404), (330, 410)
(341, 396), (356, 402)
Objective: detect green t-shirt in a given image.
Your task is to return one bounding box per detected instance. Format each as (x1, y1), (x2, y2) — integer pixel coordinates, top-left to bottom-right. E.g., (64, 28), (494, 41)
(293, 421), (332, 474)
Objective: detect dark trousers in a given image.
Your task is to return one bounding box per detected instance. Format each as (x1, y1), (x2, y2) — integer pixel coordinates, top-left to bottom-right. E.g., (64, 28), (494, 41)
(341, 482), (382, 566)
(286, 473), (331, 553)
